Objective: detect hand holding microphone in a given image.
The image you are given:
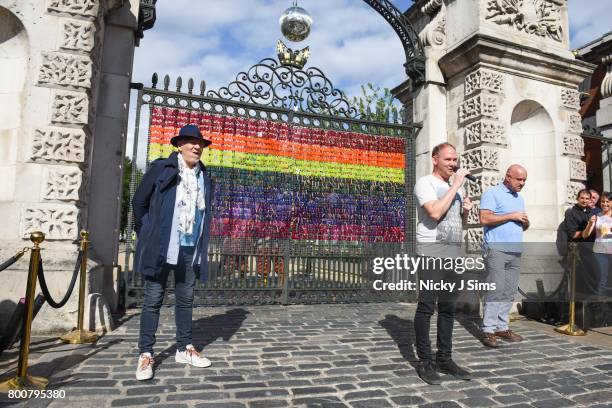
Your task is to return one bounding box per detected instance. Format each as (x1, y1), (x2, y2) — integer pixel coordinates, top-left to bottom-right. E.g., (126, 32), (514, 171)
(453, 167), (478, 182)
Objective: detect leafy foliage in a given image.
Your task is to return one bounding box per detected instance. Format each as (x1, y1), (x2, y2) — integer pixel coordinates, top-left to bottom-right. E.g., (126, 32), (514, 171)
(351, 83), (402, 123)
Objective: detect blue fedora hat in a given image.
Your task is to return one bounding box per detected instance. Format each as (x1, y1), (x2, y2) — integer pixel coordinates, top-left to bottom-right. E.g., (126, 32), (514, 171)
(170, 124), (212, 147)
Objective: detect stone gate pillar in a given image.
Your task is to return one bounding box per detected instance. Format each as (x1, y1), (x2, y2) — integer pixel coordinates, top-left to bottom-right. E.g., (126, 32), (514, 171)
(0, 0), (145, 334)
(395, 0), (595, 298)
(398, 0), (594, 247)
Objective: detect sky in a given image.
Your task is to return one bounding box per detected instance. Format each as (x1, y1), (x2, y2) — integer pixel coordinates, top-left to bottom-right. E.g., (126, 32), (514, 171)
(127, 0), (612, 165)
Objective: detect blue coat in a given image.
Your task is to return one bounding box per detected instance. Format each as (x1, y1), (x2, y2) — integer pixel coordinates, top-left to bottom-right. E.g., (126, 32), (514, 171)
(132, 152), (214, 281)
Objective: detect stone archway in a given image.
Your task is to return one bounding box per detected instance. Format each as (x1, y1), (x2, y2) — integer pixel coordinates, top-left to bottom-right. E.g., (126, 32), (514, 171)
(509, 100), (557, 240)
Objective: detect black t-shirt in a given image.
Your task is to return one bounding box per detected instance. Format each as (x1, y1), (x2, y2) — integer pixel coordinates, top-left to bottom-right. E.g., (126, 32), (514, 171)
(564, 204), (595, 242)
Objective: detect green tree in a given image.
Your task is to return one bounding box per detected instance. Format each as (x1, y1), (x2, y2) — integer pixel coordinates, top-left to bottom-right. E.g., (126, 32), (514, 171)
(121, 156), (143, 236)
(352, 83), (402, 123)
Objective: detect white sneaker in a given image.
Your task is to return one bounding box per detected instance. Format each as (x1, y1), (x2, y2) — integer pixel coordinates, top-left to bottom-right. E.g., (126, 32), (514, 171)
(136, 352), (154, 380)
(175, 344), (211, 368)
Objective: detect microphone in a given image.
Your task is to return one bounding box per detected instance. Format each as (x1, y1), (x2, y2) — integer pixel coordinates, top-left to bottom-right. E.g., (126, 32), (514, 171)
(453, 167), (478, 182)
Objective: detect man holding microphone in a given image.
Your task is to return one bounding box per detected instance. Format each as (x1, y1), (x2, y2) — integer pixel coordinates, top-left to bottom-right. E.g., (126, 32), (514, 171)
(413, 142), (473, 385)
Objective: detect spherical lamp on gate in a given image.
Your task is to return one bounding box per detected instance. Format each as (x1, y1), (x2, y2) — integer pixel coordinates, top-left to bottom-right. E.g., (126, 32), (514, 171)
(279, 1), (312, 42)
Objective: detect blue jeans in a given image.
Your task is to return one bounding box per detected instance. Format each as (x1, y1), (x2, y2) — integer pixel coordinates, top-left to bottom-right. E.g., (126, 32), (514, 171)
(593, 252), (611, 296)
(138, 246), (196, 354)
(482, 249), (522, 333)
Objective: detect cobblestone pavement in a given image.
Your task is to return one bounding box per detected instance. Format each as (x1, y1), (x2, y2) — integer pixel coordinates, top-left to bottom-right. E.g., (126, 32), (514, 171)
(1, 303), (611, 407)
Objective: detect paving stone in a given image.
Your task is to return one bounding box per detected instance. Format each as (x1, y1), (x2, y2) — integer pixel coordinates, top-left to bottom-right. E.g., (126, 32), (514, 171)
(234, 389), (289, 399)
(421, 391), (466, 402)
(248, 400), (290, 408)
(291, 396), (347, 407)
(194, 403), (246, 408)
(520, 381), (554, 390)
(167, 391), (232, 401)
(180, 383), (224, 391)
(549, 385), (586, 396)
(349, 399), (392, 408)
(344, 390), (388, 400)
(337, 384), (357, 391)
(495, 384), (527, 394)
(125, 385), (177, 395)
(223, 382), (267, 390)
(69, 379), (118, 387)
(291, 386), (337, 396)
(267, 379), (312, 387)
(206, 375), (246, 382)
(527, 390), (562, 401)
(583, 381), (612, 391)
(390, 395), (426, 405)
(594, 363), (612, 372)
(356, 380), (392, 389)
(111, 396), (161, 406)
(462, 387), (496, 398)
(493, 394), (530, 404)
(532, 398), (575, 408)
(63, 388), (118, 396)
(457, 397), (499, 407)
(575, 387), (612, 403)
(417, 402), (462, 408)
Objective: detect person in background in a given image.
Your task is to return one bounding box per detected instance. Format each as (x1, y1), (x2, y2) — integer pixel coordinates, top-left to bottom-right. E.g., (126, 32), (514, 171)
(479, 165), (529, 348)
(589, 189), (602, 215)
(582, 191), (612, 297)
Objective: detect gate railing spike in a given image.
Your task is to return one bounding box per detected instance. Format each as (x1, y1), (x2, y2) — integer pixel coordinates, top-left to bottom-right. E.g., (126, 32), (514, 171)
(176, 76), (182, 92)
(163, 74), (170, 91)
(151, 73), (158, 89)
(188, 78), (194, 94)
(200, 80), (206, 96)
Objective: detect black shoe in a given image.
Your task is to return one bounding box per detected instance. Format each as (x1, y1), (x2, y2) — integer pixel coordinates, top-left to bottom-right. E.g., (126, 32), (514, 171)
(435, 359), (471, 380)
(416, 360), (441, 385)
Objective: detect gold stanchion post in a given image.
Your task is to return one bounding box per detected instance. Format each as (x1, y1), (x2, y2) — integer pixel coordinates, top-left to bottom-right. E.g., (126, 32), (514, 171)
(60, 231), (100, 344)
(0, 232), (49, 390)
(555, 242), (587, 336)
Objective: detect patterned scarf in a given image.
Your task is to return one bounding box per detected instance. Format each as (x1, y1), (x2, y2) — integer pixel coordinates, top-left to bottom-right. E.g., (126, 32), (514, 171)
(176, 154), (205, 235)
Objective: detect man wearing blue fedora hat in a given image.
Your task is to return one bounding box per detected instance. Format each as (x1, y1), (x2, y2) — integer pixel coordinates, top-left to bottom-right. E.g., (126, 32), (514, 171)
(132, 124), (214, 380)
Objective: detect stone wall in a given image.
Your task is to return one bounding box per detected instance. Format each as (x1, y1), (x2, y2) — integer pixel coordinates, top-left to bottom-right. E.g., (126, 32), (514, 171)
(0, 0), (139, 334)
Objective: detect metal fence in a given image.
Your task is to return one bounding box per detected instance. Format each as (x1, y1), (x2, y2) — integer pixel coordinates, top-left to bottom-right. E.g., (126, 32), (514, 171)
(123, 58), (419, 306)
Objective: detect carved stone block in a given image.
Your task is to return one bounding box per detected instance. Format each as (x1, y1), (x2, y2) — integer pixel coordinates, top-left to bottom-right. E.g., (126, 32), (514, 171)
(42, 168), (83, 201)
(465, 172), (501, 198)
(466, 228), (484, 253)
(458, 95), (498, 125)
(464, 120), (506, 147)
(461, 147), (500, 172)
(465, 69), (504, 96)
(30, 127), (86, 163)
(425, 16), (446, 48)
(47, 0), (98, 18)
(60, 19), (95, 52)
(38, 52), (92, 89)
(485, 0), (563, 42)
(567, 113), (583, 134)
(566, 181), (585, 204)
(51, 91), (89, 125)
(569, 159), (587, 181)
(562, 134), (584, 157)
(466, 200), (481, 226)
(21, 204), (79, 240)
(560, 88), (580, 110)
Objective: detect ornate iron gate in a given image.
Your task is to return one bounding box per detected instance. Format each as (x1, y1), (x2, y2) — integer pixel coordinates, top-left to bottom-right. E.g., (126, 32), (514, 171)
(124, 58), (420, 306)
